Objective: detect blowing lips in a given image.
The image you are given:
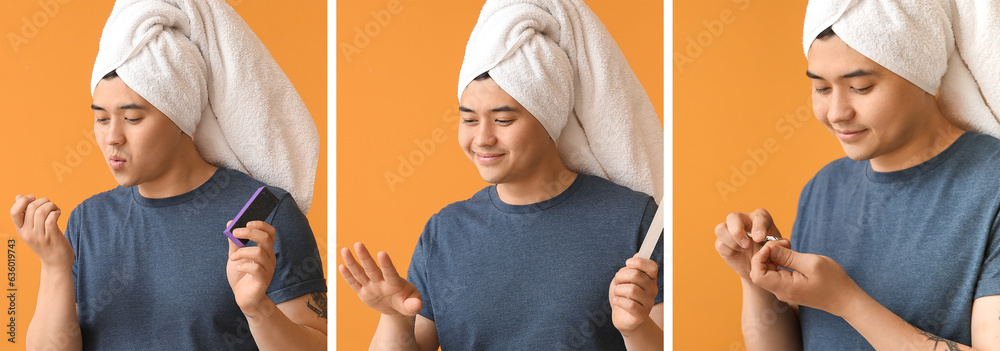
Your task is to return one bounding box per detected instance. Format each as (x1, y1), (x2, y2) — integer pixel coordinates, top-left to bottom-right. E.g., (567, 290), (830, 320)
(109, 154), (127, 170)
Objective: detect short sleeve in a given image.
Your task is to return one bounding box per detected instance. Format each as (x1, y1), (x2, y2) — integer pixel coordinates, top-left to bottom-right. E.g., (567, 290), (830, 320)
(790, 176), (818, 253)
(265, 191), (327, 304)
(975, 207), (1000, 299)
(635, 197), (664, 305)
(407, 217), (435, 321)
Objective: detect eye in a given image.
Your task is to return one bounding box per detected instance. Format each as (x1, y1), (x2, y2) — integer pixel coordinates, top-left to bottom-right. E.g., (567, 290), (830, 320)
(495, 119), (513, 126)
(461, 118), (478, 125)
(814, 87), (831, 94)
(851, 86), (872, 94)
(95, 117), (109, 123)
(125, 117), (142, 123)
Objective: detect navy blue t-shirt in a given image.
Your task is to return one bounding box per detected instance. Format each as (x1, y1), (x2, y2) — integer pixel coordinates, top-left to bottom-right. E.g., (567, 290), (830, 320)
(792, 132), (1000, 349)
(66, 168), (327, 350)
(407, 174), (664, 350)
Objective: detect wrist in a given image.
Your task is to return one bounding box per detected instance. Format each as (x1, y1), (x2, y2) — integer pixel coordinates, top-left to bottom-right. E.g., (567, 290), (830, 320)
(830, 284), (869, 320)
(740, 277), (771, 296)
(242, 298), (277, 321)
(39, 261), (73, 276)
(618, 315), (655, 337)
(381, 313), (417, 326)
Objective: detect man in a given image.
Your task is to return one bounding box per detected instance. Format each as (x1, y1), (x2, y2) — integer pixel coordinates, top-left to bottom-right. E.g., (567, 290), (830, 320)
(339, 0), (664, 349)
(9, 0), (327, 349)
(715, 24), (1000, 350)
(341, 72), (663, 350)
(10, 71), (327, 350)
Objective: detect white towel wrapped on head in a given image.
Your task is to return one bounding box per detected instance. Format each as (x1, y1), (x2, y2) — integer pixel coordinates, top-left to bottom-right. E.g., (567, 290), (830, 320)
(803, 0), (1000, 138)
(458, 0), (663, 201)
(91, 0), (319, 214)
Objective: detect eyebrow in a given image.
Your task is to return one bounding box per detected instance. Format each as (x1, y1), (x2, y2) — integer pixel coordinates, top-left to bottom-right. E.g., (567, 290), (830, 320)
(805, 69), (878, 80)
(458, 105), (518, 113)
(90, 103), (145, 111)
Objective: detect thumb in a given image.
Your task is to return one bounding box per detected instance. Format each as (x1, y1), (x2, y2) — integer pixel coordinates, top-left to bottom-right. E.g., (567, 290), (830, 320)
(228, 233), (237, 256)
(768, 244), (798, 270)
(397, 290), (423, 316)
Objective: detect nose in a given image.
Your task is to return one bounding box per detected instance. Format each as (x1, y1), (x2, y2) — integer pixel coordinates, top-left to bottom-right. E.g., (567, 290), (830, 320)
(102, 118), (126, 147)
(473, 122), (497, 148)
(826, 89), (855, 124)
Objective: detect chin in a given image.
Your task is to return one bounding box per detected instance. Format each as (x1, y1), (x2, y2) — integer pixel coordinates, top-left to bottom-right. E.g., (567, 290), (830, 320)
(841, 149), (874, 161)
(476, 170), (504, 184)
(111, 175), (137, 188)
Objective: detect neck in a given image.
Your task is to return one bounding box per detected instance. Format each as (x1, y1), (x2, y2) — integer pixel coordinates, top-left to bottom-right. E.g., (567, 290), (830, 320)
(496, 162), (578, 206)
(137, 143), (218, 199)
(870, 103), (964, 172)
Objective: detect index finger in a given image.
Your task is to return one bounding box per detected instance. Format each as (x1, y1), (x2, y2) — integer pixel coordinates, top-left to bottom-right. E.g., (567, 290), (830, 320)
(748, 208), (780, 243)
(626, 254), (659, 279)
(9, 194), (31, 229)
(245, 221), (276, 252)
(750, 244), (780, 289)
(725, 211), (753, 249)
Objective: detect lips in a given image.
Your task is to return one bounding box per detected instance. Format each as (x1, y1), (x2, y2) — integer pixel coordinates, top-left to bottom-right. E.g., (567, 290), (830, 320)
(109, 155), (126, 170)
(834, 128), (867, 141)
(475, 152), (504, 163)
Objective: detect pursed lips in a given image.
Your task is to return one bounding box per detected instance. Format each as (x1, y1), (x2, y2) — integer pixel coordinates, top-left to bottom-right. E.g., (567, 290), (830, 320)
(109, 154), (127, 170)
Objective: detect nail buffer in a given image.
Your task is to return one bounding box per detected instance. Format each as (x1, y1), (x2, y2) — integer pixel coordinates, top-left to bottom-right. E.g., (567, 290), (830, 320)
(224, 186), (279, 247)
(637, 197), (664, 260)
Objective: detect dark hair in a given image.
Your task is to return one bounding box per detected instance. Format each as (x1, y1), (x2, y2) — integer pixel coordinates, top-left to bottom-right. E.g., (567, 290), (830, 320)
(473, 71), (490, 81)
(816, 26), (836, 40)
(102, 70), (119, 80)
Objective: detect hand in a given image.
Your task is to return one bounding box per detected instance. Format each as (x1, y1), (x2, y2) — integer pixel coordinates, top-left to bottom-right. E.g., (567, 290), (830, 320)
(609, 254), (659, 334)
(226, 220), (277, 318)
(338, 242), (422, 316)
(714, 209), (784, 280)
(749, 242), (863, 317)
(10, 195), (74, 268)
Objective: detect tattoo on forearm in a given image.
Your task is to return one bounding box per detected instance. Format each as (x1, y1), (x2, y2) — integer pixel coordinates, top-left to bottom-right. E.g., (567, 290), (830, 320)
(307, 292), (327, 319)
(915, 328), (963, 351)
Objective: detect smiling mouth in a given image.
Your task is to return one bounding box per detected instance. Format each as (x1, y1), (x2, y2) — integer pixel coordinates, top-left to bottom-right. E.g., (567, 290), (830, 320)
(475, 153), (504, 162)
(835, 129), (867, 141)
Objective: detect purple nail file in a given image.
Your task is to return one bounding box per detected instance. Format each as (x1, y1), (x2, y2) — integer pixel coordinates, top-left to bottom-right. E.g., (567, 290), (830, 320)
(224, 186), (279, 247)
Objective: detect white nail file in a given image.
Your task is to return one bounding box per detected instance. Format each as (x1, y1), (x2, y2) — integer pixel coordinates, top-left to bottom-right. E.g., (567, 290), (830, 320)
(637, 197), (664, 259)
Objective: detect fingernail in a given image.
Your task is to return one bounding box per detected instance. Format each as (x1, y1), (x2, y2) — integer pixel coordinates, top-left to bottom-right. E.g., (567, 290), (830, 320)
(26, 195), (35, 200)
(741, 238), (750, 248)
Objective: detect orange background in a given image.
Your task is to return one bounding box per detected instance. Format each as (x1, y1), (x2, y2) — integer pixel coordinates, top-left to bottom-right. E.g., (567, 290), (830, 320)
(336, 0), (662, 349)
(0, 1), (326, 349)
(673, 0), (846, 350)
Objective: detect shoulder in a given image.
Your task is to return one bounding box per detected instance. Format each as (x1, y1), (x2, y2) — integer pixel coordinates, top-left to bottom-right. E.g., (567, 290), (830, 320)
(212, 168), (292, 197)
(431, 185), (493, 221)
(811, 157), (863, 182)
(574, 174), (654, 205)
(943, 132), (1000, 172)
(73, 186), (130, 215)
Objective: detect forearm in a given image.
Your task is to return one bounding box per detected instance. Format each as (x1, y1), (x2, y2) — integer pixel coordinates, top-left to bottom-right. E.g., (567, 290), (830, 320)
(27, 265), (81, 351)
(740, 278), (801, 350)
(245, 300), (326, 351)
(842, 293), (975, 351)
(621, 315), (663, 350)
(370, 314), (419, 351)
